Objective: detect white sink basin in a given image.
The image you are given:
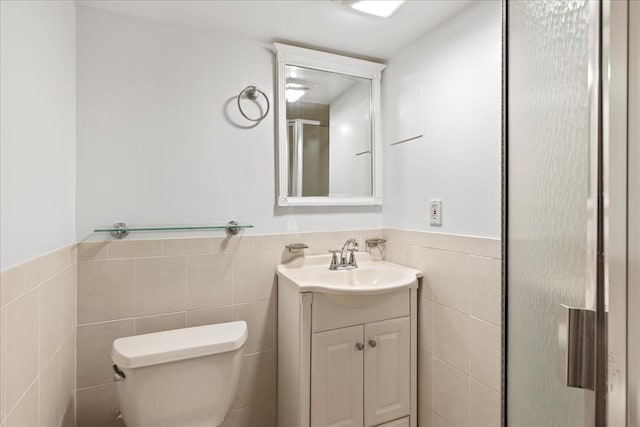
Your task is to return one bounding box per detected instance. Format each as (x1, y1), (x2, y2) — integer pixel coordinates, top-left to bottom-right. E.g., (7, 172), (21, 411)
(276, 253), (423, 295)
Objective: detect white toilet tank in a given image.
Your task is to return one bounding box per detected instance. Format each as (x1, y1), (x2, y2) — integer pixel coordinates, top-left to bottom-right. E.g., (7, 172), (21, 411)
(111, 321), (248, 427)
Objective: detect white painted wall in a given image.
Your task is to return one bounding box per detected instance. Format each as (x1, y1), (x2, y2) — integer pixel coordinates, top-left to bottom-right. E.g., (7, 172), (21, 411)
(0, 2), (498, 257)
(329, 81), (372, 197)
(76, 7), (381, 240)
(0, 1), (76, 269)
(382, 1), (501, 238)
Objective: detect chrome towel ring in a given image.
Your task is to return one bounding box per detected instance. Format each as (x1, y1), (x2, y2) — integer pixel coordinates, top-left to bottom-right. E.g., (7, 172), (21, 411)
(237, 85), (269, 122)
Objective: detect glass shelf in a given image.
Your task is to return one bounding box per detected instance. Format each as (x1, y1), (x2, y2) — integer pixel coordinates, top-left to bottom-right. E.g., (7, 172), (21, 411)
(94, 221), (253, 239)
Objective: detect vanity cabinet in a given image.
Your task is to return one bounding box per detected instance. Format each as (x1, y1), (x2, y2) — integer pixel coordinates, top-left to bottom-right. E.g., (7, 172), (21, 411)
(311, 318), (411, 427)
(277, 269), (419, 427)
(311, 325), (364, 427)
(364, 317), (411, 426)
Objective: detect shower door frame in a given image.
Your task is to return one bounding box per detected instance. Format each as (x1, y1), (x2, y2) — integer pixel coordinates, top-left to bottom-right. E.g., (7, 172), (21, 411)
(602, 1), (630, 426)
(628, 2), (640, 425)
(503, 0), (631, 425)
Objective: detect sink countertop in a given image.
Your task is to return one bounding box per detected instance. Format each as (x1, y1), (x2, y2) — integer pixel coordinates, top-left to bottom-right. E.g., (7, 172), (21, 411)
(276, 253), (423, 295)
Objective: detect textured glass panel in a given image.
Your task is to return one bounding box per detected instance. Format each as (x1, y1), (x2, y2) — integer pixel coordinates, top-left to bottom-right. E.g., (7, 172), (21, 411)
(508, 1), (592, 426)
(302, 123), (330, 197)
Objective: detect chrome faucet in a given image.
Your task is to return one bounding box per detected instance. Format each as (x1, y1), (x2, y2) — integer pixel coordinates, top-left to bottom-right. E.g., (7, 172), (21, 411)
(328, 238), (359, 270)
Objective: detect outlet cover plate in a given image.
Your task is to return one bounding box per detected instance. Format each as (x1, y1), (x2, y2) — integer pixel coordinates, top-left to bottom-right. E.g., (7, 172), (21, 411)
(429, 199), (442, 226)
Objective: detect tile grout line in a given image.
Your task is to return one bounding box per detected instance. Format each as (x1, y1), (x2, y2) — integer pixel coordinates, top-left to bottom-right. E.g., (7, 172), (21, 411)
(432, 354), (501, 394)
(133, 257), (137, 323)
(424, 294), (501, 328)
(0, 243), (76, 276)
(75, 299), (273, 328)
(0, 264), (25, 310)
(402, 242), (502, 260)
(0, 308), (5, 424)
(74, 348), (275, 393)
(40, 326), (75, 384)
(383, 228), (501, 258)
(3, 375), (39, 425)
(432, 406), (458, 427)
(2, 260), (75, 310)
(183, 255), (188, 329)
(228, 399), (277, 413)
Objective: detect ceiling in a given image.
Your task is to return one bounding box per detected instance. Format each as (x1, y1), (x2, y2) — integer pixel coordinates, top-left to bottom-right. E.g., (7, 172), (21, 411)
(76, 0), (474, 62)
(287, 65), (365, 104)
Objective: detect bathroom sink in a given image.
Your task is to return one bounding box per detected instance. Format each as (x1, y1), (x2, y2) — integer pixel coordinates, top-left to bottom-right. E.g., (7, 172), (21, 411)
(276, 253), (422, 295)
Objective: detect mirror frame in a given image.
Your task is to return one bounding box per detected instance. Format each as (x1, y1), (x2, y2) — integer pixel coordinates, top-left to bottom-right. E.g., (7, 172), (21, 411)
(274, 43), (386, 207)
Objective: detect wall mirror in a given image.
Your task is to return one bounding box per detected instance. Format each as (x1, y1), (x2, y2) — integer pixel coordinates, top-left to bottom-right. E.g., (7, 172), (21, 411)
(275, 43), (386, 206)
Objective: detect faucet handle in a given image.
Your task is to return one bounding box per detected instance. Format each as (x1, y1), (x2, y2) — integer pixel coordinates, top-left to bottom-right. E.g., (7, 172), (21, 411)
(347, 249), (358, 268)
(328, 250), (340, 270)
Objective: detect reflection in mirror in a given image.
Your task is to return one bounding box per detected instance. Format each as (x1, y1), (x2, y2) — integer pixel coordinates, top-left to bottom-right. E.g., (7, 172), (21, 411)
(286, 65), (372, 198)
(276, 43), (385, 206)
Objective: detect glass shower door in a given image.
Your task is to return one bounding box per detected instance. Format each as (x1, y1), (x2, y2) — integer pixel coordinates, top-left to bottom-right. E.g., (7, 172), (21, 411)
(507, 1), (600, 426)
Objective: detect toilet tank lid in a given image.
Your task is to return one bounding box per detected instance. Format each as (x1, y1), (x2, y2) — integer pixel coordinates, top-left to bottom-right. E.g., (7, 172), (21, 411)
(111, 321), (248, 369)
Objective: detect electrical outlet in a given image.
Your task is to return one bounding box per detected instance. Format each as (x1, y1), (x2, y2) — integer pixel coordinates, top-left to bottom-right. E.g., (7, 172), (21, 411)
(429, 199), (442, 226)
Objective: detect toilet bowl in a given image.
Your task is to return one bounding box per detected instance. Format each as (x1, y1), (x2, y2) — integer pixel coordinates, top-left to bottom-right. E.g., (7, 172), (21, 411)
(111, 321), (248, 427)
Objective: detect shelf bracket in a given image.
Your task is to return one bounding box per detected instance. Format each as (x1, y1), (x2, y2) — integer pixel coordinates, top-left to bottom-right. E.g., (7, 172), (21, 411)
(226, 219), (241, 236)
(110, 222), (129, 239)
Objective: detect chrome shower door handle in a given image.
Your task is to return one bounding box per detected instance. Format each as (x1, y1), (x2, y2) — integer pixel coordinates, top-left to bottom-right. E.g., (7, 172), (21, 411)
(557, 304), (595, 390)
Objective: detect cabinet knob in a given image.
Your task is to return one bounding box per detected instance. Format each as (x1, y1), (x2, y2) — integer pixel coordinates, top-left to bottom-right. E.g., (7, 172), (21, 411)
(368, 339), (377, 348)
(355, 342), (364, 351)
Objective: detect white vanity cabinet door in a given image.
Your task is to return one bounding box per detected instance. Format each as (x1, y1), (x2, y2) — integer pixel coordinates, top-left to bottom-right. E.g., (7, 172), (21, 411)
(311, 325), (365, 427)
(364, 317), (411, 427)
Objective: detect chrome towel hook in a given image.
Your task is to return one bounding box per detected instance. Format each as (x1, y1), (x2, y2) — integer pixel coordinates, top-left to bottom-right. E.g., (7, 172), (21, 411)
(237, 85), (269, 122)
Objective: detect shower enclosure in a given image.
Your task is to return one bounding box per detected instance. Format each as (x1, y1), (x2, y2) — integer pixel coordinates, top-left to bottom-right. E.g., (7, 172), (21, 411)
(506, 0), (635, 425)
(288, 119), (330, 197)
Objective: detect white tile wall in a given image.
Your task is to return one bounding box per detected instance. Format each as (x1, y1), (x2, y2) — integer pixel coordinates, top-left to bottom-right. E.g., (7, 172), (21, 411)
(74, 230), (378, 427)
(72, 227), (501, 427)
(0, 227), (500, 427)
(383, 228), (502, 427)
(0, 245), (77, 427)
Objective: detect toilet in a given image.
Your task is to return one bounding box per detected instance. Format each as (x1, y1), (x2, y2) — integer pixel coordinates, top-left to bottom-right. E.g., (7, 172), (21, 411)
(111, 321), (248, 427)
